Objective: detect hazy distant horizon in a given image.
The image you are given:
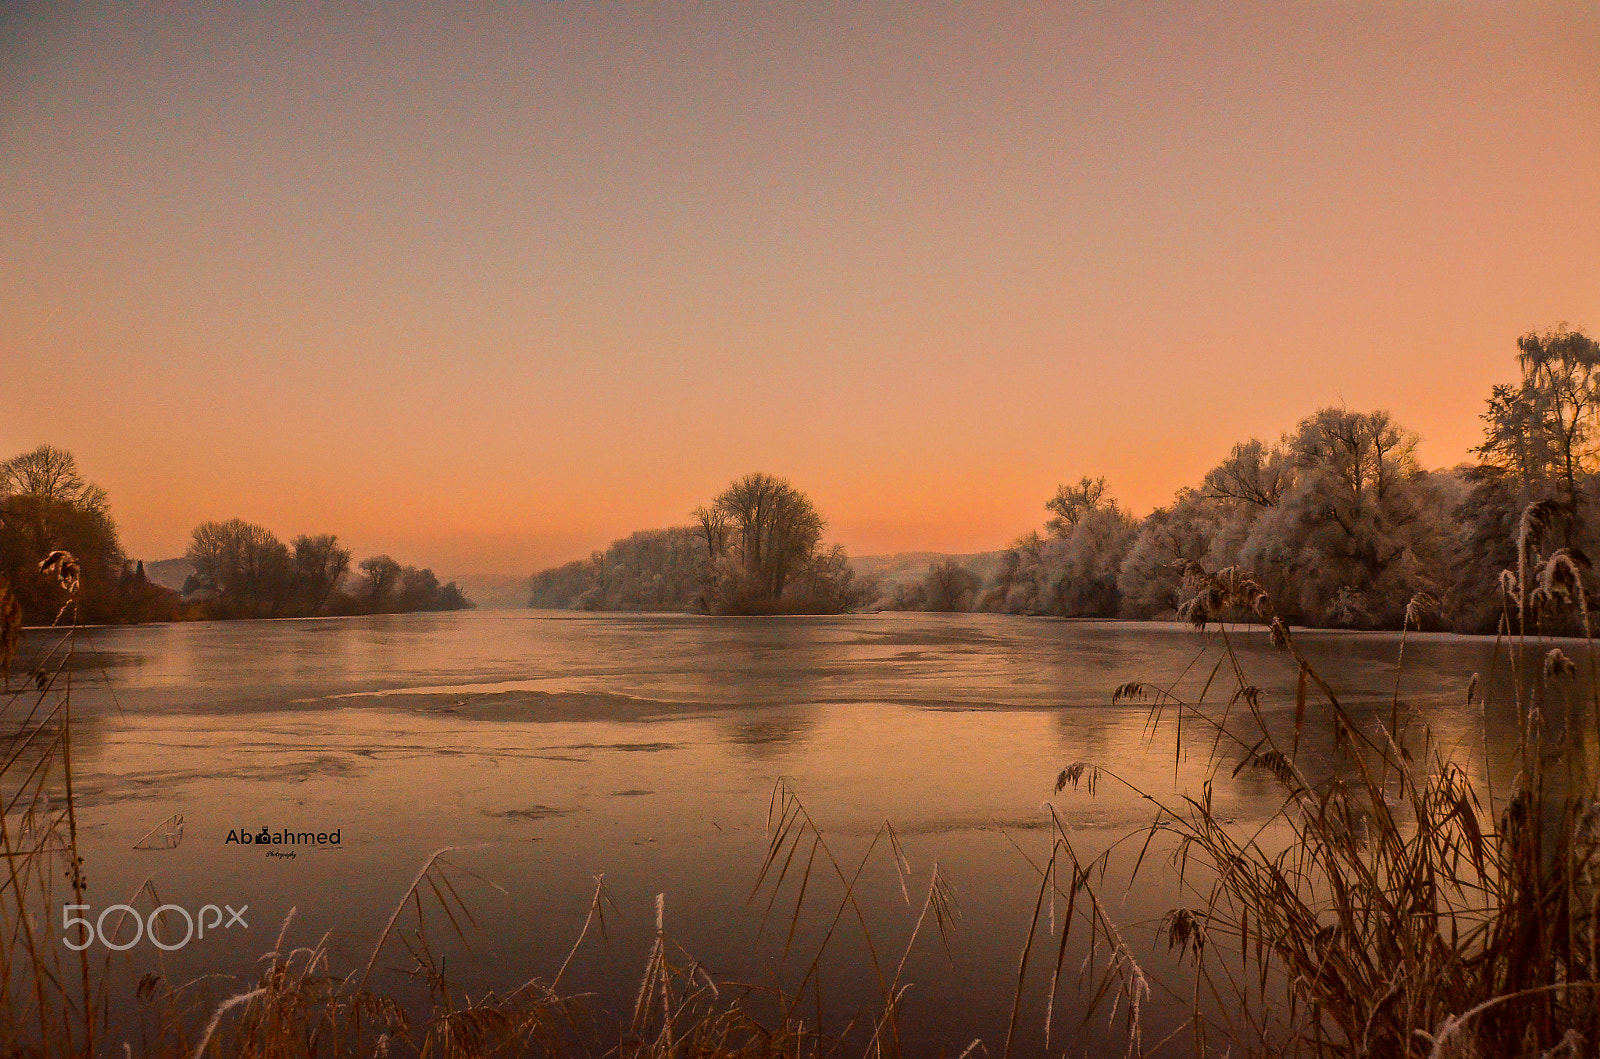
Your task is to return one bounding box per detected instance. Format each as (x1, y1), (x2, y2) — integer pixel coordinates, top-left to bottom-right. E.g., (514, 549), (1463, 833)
(5, 1), (1596, 574)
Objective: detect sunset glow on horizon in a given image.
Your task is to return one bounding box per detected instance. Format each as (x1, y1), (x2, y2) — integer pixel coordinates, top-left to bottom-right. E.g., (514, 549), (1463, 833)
(4, 1), (1597, 577)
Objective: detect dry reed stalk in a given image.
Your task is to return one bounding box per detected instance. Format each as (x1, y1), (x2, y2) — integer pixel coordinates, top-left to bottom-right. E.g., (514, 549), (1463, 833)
(1, 560), (95, 1058)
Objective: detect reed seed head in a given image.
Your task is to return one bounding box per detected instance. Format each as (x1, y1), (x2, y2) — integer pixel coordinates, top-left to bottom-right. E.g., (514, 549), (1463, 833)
(1544, 647), (1578, 680)
(38, 549), (80, 594)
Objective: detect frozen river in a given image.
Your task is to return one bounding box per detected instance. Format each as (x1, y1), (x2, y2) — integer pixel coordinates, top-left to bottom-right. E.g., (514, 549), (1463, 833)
(12, 609), (1508, 1053)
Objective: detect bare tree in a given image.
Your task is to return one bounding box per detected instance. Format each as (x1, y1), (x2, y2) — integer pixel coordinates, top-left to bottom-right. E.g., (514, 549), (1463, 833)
(0, 445), (127, 622)
(292, 533), (351, 613)
(360, 555), (403, 609)
(184, 519), (290, 614)
(922, 559), (980, 612)
(0, 445), (107, 513)
(692, 504), (730, 560)
(0, 444), (111, 554)
(711, 472), (825, 602)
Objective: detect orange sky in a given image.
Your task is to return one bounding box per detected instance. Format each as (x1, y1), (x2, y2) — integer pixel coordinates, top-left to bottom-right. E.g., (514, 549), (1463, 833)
(3, 2), (1598, 576)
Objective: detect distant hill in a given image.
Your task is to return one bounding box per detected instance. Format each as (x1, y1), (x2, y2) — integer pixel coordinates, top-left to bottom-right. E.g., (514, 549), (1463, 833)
(144, 557), (195, 593)
(851, 551), (1005, 594)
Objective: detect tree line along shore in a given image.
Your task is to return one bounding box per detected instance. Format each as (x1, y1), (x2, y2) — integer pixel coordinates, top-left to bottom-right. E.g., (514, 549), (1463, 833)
(0, 448), (471, 626)
(529, 325), (1600, 633)
(8, 325), (1595, 632)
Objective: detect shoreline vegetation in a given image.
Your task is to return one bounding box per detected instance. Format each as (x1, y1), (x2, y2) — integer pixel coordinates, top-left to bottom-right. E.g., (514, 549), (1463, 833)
(0, 446), (471, 627)
(531, 472), (875, 616)
(531, 326), (1600, 634)
(6, 324), (1595, 634)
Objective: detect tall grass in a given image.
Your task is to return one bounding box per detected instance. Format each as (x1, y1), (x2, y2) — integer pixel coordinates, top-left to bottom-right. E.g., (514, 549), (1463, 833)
(2, 553), (97, 1057)
(1037, 506), (1600, 1057)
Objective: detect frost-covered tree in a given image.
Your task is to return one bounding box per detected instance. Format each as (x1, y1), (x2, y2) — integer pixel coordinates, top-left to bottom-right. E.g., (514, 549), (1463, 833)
(528, 529), (707, 611)
(1233, 409), (1449, 627)
(790, 544), (878, 614)
(1117, 409), (1460, 627)
(1202, 439), (1292, 508)
(1118, 488), (1230, 617)
(1045, 476), (1110, 536)
(1119, 436), (1295, 618)
(980, 531), (1049, 614)
(1453, 326), (1600, 629)
(1050, 506), (1139, 615)
(529, 476), (864, 615)
(981, 478), (1136, 617)
(1479, 326), (1600, 527)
